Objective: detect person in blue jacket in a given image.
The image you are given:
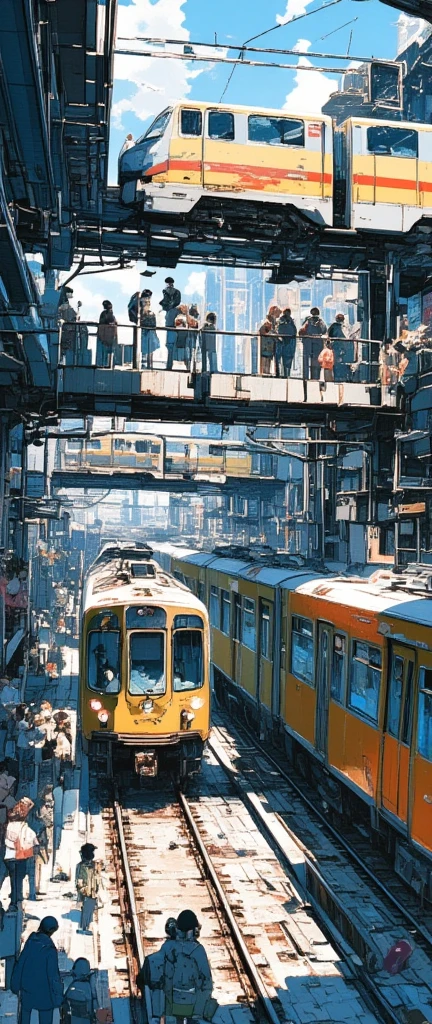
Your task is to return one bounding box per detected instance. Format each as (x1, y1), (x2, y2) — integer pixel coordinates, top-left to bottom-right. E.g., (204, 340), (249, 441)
(10, 916), (63, 1024)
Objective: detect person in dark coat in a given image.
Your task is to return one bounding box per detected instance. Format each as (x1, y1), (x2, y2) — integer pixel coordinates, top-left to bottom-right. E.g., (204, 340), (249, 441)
(299, 307), (327, 380)
(10, 916), (63, 1024)
(160, 278), (182, 363)
(276, 308), (297, 378)
(96, 300), (120, 369)
(328, 313), (354, 382)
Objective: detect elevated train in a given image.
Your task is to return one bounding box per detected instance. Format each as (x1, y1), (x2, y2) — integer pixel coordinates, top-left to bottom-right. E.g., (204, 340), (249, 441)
(154, 543), (432, 897)
(119, 100), (432, 235)
(79, 543), (210, 780)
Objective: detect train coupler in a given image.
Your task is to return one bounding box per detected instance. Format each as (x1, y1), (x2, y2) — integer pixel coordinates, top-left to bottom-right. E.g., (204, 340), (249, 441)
(135, 750), (158, 778)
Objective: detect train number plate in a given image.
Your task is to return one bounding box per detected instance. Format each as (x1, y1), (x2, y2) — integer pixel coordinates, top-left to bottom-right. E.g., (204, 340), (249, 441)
(135, 751), (158, 777)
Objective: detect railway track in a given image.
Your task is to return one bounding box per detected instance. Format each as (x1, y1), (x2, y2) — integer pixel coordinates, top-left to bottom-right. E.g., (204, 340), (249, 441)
(210, 715), (432, 1024)
(102, 760), (388, 1024)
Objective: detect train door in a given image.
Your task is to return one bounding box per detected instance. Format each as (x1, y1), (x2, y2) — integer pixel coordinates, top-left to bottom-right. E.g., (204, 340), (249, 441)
(350, 121), (419, 231)
(231, 591), (242, 686)
(203, 109), (239, 191)
(315, 622), (332, 758)
(256, 599), (271, 706)
(172, 108), (204, 185)
(381, 644), (415, 824)
(410, 660), (432, 855)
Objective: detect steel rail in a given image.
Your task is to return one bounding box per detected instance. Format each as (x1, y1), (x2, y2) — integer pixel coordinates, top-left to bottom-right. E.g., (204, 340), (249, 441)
(177, 788), (284, 1024)
(113, 794), (145, 969)
(212, 721), (432, 949)
(208, 732), (402, 1024)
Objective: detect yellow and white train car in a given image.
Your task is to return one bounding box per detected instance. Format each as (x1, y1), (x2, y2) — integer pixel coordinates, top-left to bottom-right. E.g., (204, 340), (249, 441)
(119, 101), (432, 234)
(79, 542), (211, 780)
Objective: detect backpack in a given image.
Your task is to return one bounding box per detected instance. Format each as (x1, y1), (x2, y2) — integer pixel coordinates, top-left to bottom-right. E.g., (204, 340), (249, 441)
(128, 294), (139, 324)
(62, 977), (96, 1022)
(168, 942), (202, 1017)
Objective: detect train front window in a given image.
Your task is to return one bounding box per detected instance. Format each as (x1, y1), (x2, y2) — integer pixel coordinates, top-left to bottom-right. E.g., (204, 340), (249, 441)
(143, 109), (172, 141)
(366, 126), (418, 159)
(248, 115), (304, 147)
(129, 632), (165, 696)
(417, 667), (432, 762)
(173, 630), (203, 691)
(88, 630), (121, 694)
(348, 641), (381, 723)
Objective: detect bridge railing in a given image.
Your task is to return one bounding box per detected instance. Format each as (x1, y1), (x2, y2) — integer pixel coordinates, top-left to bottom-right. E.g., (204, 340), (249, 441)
(58, 320), (397, 386)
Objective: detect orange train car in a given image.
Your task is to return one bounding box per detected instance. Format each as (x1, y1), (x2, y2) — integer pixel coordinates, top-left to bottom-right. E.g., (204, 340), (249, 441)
(153, 544), (432, 898)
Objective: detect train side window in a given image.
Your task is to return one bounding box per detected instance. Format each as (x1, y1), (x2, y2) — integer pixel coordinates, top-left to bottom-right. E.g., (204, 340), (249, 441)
(248, 115), (304, 147)
(173, 630), (203, 691)
(366, 125), (418, 159)
(260, 604), (271, 660)
(417, 667), (432, 761)
(198, 581), (205, 604)
(349, 641), (382, 723)
(386, 653), (404, 737)
(88, 630), (121, 694)
(88, 439), (102, 450)
(401, 659), (414, 746)
(242, 597), (256, 651)
(291, 616), (314, 685)
(135, 440), (150, 453)
(330, 633), (346, 703)
(221, 589), (230, 635)
(210, 585), (219, 627)
(181, 108), (202, 136)
(208, 111), (235, 141)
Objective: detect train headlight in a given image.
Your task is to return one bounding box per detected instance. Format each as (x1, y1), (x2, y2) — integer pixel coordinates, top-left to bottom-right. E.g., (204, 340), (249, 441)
(97, 709), (109, 726)
(180, 709), (195, 731)
(142, 699), (154, 713)
(190, 698), (204, 710)
(90, 699), (102, 712)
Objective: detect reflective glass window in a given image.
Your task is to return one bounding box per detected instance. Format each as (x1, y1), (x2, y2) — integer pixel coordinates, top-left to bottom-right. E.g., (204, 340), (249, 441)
(248, 115), (304, 147)
(331, 633), (346, 703)
(242, 598), (256, 651)
(386, 653), (404, 737)
(260, 604), (270, 659)
(173, 615), (204, 629)
(88, 630), (120, 694)
(367, 125), (418, 158)
(233, 594), (242, 642)
(173, 630), (203, 691)
(181, 108), (203, 136)
(417, 667), (432, 762)
(348, 641), (382, 723)
(144, 109), (172, 141)
(126, 606), (166, 629)
(291, 616), (314, 685)
(208, 111), (235, 141)
(129, 632), (165, 695)
(221, 590), (230, 635)
(210, 586), (219, 627)
(401, 660), (414, 746)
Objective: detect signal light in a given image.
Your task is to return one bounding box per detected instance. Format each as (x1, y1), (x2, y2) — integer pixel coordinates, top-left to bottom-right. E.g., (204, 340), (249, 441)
(97, 709), (109, 725)
(89, 699), (102, 711)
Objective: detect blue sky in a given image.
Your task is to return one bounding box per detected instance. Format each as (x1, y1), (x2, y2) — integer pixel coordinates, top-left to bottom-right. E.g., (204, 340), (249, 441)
(69, 0), (408, 324)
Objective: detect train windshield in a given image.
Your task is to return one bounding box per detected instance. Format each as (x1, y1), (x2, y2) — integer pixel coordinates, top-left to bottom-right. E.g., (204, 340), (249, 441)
(88, 630), (121, 694)
(129, 632), (165, 695)
(173, 630), (203, 691)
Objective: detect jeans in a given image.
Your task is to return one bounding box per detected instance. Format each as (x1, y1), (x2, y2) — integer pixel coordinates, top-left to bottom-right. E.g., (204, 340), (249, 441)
(6, 859), (27, 904)
(166, 344), (174, 370)
(80, 896), (97, 930)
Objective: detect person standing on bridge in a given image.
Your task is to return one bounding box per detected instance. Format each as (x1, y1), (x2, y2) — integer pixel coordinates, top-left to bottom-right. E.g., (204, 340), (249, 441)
(160, 278), (182, 368)
(96, 301), (120, 369)
(299, 307), (327, 381)
(139, 290), (160, 369)
(328, 313), (354, 383)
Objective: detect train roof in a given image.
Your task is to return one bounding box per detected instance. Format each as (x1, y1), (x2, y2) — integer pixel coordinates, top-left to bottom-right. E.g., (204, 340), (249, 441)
(83, 548), (207, 617)
(296, 577), (432, 627)
(340, 115), (432, 133)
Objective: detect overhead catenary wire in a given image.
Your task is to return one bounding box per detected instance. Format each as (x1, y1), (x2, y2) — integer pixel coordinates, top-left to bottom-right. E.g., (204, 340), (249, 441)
(114, 48), (369, 74)
(117, 33), (390, 66)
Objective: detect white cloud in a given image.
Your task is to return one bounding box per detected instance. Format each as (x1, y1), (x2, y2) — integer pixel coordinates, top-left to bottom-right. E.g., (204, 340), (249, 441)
(276, 0), (315, 25)
(283, 38), (339, 115)
(184, 271), (206, 298)
(112, 0), (198, 130)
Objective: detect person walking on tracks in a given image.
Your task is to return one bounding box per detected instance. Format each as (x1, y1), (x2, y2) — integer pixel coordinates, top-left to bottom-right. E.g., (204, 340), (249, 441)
(10, 915), (63, 1024)
(137, 909), (217, 1022)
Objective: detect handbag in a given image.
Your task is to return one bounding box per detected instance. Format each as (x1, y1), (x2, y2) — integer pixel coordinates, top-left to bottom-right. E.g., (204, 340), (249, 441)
(14, 823), (37, 860)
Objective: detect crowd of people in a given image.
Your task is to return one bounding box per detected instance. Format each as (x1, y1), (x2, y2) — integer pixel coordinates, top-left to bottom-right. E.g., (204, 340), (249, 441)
(59, 280), (414, 385)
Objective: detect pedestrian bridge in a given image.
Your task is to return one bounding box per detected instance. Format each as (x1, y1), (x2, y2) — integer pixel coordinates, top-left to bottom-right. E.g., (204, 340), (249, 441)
(57, 322), (399, 425)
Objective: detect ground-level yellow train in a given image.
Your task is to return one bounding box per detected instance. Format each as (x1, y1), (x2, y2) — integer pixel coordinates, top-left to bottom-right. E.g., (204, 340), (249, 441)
(154, 543), (432, 897)
(119, 100), (432, 234)
(79, 543), (210, 780)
